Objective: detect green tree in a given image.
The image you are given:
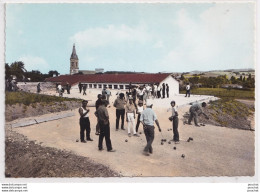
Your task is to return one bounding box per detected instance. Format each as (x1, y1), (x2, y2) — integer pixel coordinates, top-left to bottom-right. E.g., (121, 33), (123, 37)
(48, 70), (59, 77)
(180, 74), (185, 80)
(9, 61), (26, 81)
(5, 63), (11, 80)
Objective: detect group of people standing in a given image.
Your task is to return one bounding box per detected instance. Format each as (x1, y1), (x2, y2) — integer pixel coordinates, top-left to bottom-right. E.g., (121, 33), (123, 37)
(78, 91), (184, 156)
(5, 79), (18, 92)
(56, 83), (71, 97)
(125, 83), (170, 107)
(78, 82), (87, 95)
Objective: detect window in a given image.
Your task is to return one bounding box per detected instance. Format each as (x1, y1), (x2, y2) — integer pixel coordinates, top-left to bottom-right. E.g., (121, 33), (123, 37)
(89, 84), (92, 88)
(104, 84), (107, 88)
(119, 85), (124, 89)
(98, 84), (102, 88)
(94, 84), (97, 88)
(114, 85), (118, 89)
(125, 85), (130, 90)
(108, 84), (112, 89)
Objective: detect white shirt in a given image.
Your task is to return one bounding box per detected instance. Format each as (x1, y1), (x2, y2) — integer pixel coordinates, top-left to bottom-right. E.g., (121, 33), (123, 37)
(186, 85), (190, 90)
(137, 106), (144, 113)
(80, 107), (89, 118)
(58, 85), (62, 90)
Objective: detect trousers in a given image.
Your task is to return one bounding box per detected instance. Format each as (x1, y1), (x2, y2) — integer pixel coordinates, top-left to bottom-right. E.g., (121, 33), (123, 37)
(136, 114), (141, 132)
(144, 125), (155, 153)
(98, 121), (112, 151)
(127, 113), (136, 134)
(188, 109), (199, 126)
(116, 109), (125, 129)
(79, 117), (91, 141)
(172, 117), (179, 141)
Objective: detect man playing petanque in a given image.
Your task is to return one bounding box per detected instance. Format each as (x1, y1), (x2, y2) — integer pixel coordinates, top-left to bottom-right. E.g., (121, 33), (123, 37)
(140, 100), (161, 156)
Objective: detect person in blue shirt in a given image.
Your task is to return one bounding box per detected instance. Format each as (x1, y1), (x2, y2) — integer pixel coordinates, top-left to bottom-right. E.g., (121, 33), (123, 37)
(140, 100), (161, 156)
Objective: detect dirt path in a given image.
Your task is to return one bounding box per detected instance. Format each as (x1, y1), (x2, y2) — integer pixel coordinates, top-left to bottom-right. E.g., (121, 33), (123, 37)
(11, 105), (255, 177)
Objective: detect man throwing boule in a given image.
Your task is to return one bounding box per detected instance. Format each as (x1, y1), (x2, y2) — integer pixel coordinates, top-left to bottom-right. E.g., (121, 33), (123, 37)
(187, 102), (209, 127)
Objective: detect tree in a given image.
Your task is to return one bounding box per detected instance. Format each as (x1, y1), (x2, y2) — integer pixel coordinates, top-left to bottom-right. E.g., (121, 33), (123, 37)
(180, 74), (185, 80)
(5, 63), (11, 80)
(9, 61), (27, 81)
(48, 70), (59, 77)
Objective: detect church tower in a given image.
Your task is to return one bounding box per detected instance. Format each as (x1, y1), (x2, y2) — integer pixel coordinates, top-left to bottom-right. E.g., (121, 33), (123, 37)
(70, 44), (79, 75)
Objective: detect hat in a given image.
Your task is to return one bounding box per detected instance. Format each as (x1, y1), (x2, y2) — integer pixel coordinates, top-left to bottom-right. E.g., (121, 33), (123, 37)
(138, 100), (143, 104)
(146, 100), (153, 107)
(119, 93), (124, 97)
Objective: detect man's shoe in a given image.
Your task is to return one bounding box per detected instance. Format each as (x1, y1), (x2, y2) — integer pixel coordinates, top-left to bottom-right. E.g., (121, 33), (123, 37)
(187, 123), (192, 125)
(98, 148), (103, 151)
(108, 149), (116, 152)
(121, 128), (125, 130)
(143, 151), (150, 156)
(81, 140), (87, 143)
(87, 138), (93, 141)
(133, 134), (140, 137)
(195, 125), (200, 127)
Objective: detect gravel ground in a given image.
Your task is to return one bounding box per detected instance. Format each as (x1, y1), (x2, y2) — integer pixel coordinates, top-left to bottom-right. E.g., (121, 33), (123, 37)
(5, 125), (120, 178)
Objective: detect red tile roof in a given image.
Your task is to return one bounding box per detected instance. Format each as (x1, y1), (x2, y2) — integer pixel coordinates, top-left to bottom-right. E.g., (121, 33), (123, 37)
(45, 73), (173, 86)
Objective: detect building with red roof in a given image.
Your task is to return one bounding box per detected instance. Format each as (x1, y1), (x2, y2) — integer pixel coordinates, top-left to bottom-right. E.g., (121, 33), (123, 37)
(45, 73), (180, 95)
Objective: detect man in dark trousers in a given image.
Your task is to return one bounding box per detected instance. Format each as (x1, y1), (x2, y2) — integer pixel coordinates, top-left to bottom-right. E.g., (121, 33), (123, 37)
(162, 83), (166, 98)
(140, 100), (162, 156)
(82, 84), (87, 95)
(113, 93), (126, 131)
(166, 84), (169, 98)
(66, 83), (71, 94)
(188, 102), (209, 127)
(78, 100), (93, 143)
(185, 83), (190, 97)
(37, 83), (41, 93)
(169, 101), (179, 144)
(78, 82), (82, 93)
(96, 100), (115, 152)
(95, 94), (103, 135)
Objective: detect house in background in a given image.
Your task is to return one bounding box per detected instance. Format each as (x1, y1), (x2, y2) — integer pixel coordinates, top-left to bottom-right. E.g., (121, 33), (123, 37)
(45, 73), (180, 95)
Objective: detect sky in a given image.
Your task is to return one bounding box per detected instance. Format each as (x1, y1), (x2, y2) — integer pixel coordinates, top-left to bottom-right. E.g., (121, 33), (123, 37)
(5, 3), (255, 75)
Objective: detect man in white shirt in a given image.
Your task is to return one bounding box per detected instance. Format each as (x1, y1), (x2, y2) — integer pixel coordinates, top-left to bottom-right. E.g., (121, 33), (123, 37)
(185, 83), (191, 97)
(79, 100), (93, 143)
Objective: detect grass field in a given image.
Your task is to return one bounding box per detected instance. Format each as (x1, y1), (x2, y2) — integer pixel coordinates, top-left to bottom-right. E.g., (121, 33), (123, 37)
(180, 88), (255, 100)
(5, 91), (81, 106)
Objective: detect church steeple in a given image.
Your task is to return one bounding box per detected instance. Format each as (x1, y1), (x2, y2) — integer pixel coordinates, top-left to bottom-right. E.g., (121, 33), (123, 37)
(70, 43), (78, 60)
(70, 43), (79, 75)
